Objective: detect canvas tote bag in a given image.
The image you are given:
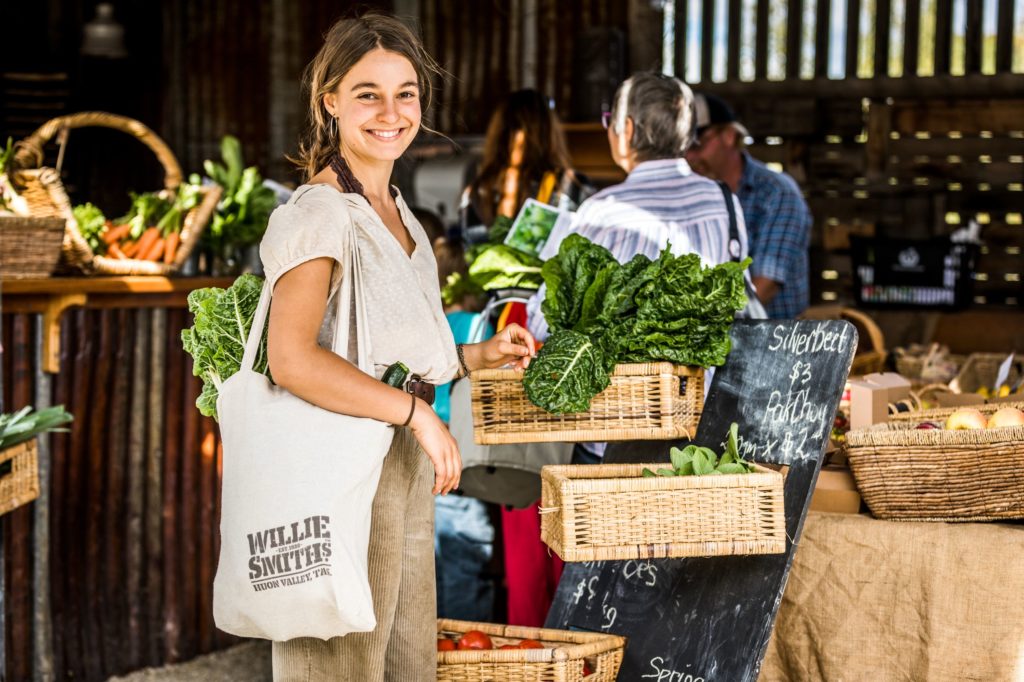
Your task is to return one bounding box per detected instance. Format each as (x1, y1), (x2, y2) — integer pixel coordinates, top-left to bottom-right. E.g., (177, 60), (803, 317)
(213, 221), (394, 641)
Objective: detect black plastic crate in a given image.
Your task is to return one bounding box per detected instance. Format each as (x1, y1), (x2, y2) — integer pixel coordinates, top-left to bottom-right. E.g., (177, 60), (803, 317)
(850, 236), (979, 309)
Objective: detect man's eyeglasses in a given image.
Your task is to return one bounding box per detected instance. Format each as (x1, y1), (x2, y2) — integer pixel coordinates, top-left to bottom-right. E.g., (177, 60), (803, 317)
(601, 111), (612, 129)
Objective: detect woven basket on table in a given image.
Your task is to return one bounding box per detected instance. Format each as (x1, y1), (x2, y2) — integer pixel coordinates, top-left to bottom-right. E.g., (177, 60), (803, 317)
(470, 363), (703, 445)
(11, 111), (220, 275)
(0, 439), (40, 516)
(0, 216), (66, 278)
(540, 463), (786, 562)
(437, 619), (624, 682)
(949, 353), (1023, 395)
(846, 401), (1024, 521)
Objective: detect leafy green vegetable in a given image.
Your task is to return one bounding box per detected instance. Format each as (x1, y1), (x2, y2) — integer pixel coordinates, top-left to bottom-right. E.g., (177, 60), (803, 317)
(524, 234), (749, 413)
(72, 203), (107, 253)
(0, 406), (73, 451)
(196, 135), (277, 259)
(441, 244), (543, 304)
(180, 274), (268, 420)
(522, 329), (611, 415)
(115, 191), (173, 240)
(1, 137), (20, 212)
(643, 424), (755, 477)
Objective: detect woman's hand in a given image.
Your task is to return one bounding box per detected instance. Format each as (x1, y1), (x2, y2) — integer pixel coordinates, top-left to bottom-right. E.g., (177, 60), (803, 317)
(464, 322), (537, 372)
(409, 398), (462, 495)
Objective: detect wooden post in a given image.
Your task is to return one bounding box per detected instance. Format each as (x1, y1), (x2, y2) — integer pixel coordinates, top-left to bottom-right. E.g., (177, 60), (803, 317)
(32, 316), (55, 682)
(903, 0), (921, 77)
(814, 0), (832, 77)
(126, 308), (150, 667)
(145, 309), (166, 663)
(40, 295), (85, 374)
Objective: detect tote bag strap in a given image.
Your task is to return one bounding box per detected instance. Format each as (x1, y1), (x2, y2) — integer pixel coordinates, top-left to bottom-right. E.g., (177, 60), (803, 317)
(240, 208), (374, 375)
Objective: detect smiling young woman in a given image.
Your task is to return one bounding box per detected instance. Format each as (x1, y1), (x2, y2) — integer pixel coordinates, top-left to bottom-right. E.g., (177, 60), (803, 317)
(263, 13), (536, 682)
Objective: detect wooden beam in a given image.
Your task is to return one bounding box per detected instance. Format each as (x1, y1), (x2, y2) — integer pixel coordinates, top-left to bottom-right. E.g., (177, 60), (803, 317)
(995, 0), (1015, 73)
(699, 71), (1024, 98)
(845, 0), (862, 78)
(701, 0), (715, 82)
(964, 0), (983, 74)
(727, 0), (742, 80)
(814, 0), (832, 77)
(39, 294), (85, 373)
(787, 0), (804, 79)
(874, 0), (891, 77)
(933, 0), (952, 75)
(903, 0), (921, 77)
(675, 0), (690, 80)
(754, 0), (769, 80)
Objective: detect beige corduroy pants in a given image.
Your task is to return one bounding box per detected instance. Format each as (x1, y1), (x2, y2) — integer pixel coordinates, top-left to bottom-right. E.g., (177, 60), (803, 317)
(272, 427), (436, 681)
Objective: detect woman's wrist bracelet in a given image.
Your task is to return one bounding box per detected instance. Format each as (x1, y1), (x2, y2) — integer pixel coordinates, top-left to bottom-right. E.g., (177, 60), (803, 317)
(402, 393), (416, 427)
(456, 343), (470, 378)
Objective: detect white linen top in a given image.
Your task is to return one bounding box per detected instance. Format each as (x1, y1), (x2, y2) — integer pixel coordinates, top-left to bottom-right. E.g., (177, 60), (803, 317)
(260, 183), (459, 384)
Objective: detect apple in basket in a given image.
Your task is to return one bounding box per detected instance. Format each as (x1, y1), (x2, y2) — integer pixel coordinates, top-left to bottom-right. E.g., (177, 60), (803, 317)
(987, 407), (1024, 429)
(915, 421), (942, 429)
(457, 630), (494, 650)
(944, 408), (988, 430)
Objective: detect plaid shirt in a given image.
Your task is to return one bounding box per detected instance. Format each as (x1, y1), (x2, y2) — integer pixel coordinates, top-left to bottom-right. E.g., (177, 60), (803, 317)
(737, 151), (812, 319)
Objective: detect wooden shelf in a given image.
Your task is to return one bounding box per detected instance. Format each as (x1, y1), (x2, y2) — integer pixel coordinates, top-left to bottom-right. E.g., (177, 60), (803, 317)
(0, 276), (237, 373)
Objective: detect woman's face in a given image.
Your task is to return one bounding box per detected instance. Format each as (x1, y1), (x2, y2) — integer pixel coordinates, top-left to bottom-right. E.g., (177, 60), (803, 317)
(325, 48), (421, 163)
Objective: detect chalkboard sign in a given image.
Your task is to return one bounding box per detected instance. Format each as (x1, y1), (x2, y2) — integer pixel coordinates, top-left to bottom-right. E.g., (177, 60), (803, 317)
(545, 319), (857, 682)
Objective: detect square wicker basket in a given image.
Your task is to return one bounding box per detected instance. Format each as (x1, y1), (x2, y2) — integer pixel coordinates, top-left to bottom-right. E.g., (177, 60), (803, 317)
(846, 401), (1024, 521)
(436, 619), (625, 682)
(0, 439), (40, 516)
(540, 463), (787, 562)
(470, 363), (703, 445)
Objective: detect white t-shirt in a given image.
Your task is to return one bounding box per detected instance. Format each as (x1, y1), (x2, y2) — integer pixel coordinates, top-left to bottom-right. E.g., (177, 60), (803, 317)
(260, 183), (459, 384)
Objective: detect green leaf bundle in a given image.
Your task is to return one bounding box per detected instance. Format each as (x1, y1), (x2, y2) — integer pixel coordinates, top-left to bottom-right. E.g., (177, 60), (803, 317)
(180, 274), (268, 420)
(0, 406), (73, 451)
(642, 423), (755, 477)
(524, 234), (749, 414)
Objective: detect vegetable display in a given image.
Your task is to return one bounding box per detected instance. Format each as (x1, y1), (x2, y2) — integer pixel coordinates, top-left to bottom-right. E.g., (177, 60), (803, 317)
(181, 274), (268, 420)
(70, 181), (203, 263)
(194, 135), (277, 261)
(523, 234), (750, 414)
(0, 406), (74, 451)
(642, 423), (755, 477)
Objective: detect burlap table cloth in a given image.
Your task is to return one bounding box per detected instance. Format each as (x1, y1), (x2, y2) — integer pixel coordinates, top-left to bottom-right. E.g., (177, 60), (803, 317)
(761, 511), (1024, 681)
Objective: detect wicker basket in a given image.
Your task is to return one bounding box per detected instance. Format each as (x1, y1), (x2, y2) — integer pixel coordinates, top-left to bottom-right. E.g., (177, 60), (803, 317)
(846, 401), (1024, 521)
(950, 353), (1023, 395)
(437, 619), (625, 682)
(540, 463), (786, 562)
(0, 439), (41, 516)
(10, 111), (220, 275)
(0, 216), (66, 278)
(470, 363), (703, 445)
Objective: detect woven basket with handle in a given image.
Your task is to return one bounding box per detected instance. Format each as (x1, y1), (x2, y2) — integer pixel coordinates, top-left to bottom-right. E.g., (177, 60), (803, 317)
(0, 439), (40, 516)
(846, 401), (1024, 521)
(436, 618), (625, 682)
(11, 111), (220, 275)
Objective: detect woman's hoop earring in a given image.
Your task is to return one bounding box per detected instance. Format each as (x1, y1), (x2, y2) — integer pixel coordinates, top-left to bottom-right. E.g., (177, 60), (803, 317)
(330, 116), (337, 140)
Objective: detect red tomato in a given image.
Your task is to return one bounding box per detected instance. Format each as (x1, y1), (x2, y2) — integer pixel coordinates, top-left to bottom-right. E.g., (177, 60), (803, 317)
(518, 639), (544, 649)
(437, 638), (456, 652)
(583, 661), (594, 676)
(499, 643), (519, 650)
(457, 630), (494, 650)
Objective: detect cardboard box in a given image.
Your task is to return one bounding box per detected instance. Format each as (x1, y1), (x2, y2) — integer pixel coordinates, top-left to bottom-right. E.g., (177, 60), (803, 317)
(847, 373), (913, 430)
(810, 465), (862, 514)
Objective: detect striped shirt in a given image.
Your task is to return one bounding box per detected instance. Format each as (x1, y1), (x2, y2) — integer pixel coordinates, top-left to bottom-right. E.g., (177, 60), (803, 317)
(525, 158), (752, 457)
(738, 151), (812, 319)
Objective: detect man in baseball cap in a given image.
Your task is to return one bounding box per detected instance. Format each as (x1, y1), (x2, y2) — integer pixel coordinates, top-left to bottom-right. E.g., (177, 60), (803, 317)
(686, 92), (812, 319)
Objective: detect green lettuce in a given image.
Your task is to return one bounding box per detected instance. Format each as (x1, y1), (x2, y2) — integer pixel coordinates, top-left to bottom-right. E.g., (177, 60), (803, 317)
(524, 235), (749, 413)
(180, 274), (268, 420)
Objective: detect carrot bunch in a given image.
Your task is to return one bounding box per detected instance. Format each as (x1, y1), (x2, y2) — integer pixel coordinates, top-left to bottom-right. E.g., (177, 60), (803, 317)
(76, 182), (203, 264)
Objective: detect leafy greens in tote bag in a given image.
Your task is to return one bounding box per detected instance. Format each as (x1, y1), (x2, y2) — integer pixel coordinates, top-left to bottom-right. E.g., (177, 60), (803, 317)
(213, 216), (393, 641)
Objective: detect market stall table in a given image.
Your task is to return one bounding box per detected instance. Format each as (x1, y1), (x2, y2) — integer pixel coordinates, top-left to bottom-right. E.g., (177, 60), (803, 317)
(761, 511), (1024, 681)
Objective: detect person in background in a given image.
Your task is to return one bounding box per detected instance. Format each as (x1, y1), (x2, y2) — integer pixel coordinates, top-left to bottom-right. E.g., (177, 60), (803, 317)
(460, 88), (591, 243)
(431, 233), (497, 622)
(685, 92), (812, 319)
(527, 71), (758, 463)
(457, 89), (592, 629)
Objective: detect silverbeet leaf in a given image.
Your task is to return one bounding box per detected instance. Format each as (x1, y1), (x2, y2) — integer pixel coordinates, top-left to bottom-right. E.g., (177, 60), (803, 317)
(523, 329), (611, 415)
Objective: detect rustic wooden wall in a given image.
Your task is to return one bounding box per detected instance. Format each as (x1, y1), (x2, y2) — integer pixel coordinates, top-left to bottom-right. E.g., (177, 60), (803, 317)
(1, 305), (231, 681)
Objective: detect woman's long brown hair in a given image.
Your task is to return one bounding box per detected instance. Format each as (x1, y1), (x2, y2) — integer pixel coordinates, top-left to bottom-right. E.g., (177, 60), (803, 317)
(468, 90), (573, 226)
(291, 13), (443, 181)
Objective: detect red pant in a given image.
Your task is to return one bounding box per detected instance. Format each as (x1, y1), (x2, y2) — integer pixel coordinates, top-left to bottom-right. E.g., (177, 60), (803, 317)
(501, 503), (564, 626)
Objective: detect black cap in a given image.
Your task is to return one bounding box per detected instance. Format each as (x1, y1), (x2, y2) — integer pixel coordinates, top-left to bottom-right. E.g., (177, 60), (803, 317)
(692, 92), (747, 137)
